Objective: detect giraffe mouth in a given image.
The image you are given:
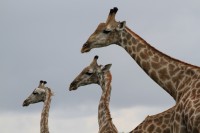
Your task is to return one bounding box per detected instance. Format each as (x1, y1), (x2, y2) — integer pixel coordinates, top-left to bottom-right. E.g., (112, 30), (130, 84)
(81, 42), (91, 53)
(69, 84), (78, 91)
(69, 87), (77, 91)
(81, 47), (91, 53)
(22, 100), (30, 107)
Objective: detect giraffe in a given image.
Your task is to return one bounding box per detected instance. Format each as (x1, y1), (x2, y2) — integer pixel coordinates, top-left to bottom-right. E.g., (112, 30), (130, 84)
(80, 7), (200, 132)
(23, 80), (53, 133)
(69, 56), (118, 133)
(69, 56), (177, 133)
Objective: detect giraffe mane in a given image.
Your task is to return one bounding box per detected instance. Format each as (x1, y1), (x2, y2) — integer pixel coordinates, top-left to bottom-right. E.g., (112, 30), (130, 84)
(125, 26), (200, 70)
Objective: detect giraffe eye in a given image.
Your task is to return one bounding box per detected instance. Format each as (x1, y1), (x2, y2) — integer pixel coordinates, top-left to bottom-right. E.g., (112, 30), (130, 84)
(85, 72), (93, 76)
(33, 92), (38, 95)
(103, 29), (111, 34)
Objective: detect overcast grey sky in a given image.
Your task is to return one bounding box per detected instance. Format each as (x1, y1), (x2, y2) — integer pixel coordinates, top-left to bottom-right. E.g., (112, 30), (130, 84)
(1, 0), (200, 132)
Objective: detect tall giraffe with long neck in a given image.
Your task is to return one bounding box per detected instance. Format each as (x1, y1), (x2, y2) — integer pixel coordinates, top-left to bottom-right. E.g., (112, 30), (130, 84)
(80, 7), (200, 132)
(69, 56), (118, 133)
(81, 8), (200, 133)
(81, 7), (197, 102)
(23, 80), (53, 133)
(69, 56), (178, 133)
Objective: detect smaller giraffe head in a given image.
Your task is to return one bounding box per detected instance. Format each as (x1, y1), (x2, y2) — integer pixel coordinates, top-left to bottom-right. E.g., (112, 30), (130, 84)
(69, 55), (112, 91)
(23, 80), (48, 107)
(81, 7), (126, 53)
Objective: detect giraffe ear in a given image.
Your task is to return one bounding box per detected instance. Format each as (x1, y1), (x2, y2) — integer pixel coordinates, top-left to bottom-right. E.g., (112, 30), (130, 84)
(117, 21), (126, 31)
(102, 64), (112, 72)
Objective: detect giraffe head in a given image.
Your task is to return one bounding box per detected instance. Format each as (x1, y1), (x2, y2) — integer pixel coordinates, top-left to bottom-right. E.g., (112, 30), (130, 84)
(23, 80), (48, 106)
(69, 55), (112, 91)
(81, 7), (126, 53)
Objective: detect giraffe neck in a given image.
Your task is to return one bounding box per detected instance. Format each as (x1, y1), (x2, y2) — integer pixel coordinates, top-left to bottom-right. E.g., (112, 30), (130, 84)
(98, 72), (118, 132)
(118, 26), (200, 101)
(40, 88), (52, 133)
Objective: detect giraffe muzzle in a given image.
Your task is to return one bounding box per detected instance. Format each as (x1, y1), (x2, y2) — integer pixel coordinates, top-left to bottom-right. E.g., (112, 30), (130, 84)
(81, 42), (91, 53)
(22, 99), (30, 107)
(69, 82), (78, 91)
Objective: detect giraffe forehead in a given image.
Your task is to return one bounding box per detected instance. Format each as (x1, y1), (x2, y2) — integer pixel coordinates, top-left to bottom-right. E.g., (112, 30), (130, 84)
(85, 65), (96, 72)
(97, 22), (118, 30)
(97, 23), (106, 29)
(34, 88), (45, 93)
(88, 68), (95, 73)
(81, 67), (92, 73)
(94, 23), (106, 32)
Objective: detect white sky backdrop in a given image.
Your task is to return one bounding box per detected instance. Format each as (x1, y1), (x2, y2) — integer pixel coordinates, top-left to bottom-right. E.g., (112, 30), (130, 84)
(1, 0), (200, 132)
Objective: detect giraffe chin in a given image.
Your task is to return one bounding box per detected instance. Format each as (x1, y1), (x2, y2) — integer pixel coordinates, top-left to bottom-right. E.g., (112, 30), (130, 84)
(69, 86), (77, 91)
(81, 47), (91, 53)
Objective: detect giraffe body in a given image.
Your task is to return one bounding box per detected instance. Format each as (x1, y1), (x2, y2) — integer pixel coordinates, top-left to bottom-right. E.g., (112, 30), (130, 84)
(23, 80), (53, 133)
(80, 7), (200, 132)
(70, 56), (118, 133)
(130, 106), (174, 133)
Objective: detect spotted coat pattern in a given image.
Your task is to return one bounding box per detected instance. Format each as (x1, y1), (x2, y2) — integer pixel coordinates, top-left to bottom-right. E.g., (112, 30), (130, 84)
(81, 7), (200, 132)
